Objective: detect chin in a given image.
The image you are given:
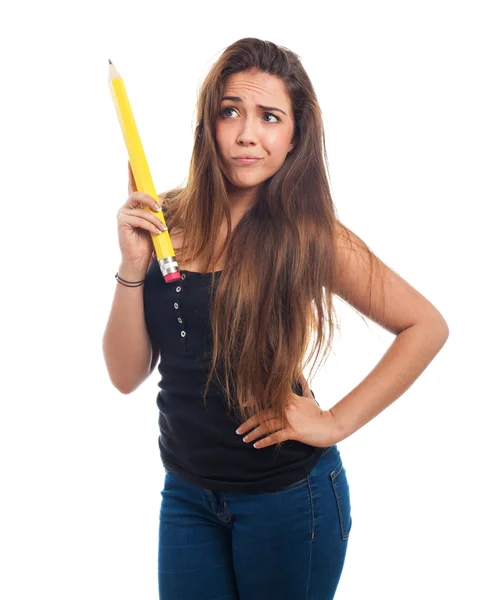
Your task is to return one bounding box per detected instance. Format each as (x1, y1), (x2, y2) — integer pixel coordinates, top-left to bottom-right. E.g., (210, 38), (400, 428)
(231, 180), (266, 192)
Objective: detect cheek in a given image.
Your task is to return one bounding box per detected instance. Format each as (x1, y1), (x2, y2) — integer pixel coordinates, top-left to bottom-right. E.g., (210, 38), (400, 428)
(266, 131), (292, 155)
(214, 124), (224, 149)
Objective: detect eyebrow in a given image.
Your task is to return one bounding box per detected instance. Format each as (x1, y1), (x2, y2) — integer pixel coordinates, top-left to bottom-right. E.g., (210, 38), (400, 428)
(221, 96), (287, 117)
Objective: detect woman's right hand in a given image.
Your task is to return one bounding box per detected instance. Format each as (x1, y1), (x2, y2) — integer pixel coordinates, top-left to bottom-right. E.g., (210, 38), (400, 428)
(116, 161), (166, 267)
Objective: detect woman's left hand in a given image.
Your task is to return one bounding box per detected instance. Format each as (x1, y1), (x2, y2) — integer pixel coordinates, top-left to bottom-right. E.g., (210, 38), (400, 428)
(236, 374), (341, 449)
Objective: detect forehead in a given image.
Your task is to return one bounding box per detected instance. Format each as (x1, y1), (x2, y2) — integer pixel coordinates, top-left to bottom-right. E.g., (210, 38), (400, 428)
(223, 70), (290, 106)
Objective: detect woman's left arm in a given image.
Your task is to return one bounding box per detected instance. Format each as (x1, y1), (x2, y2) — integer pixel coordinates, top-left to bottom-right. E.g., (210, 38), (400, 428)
(329, 222), (449, 443)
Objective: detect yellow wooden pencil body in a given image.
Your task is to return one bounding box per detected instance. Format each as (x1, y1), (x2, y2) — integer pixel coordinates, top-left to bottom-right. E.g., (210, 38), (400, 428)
(108, 60), (180, 283)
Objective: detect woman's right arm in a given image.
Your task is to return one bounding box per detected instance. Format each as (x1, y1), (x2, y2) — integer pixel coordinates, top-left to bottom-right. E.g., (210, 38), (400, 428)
(103, 163), (166, 393)
(102, 258), (159, 394)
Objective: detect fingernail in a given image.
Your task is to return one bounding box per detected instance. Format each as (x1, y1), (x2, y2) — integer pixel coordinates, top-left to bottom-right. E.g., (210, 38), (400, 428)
(155, 204), (161, 211)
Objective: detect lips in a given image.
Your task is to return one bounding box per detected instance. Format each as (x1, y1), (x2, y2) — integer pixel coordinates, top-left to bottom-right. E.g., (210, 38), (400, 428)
(233, 157), (262, 165)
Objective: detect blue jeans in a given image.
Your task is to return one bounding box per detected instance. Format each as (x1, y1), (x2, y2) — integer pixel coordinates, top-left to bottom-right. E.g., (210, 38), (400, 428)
(158, 445), (352, 599)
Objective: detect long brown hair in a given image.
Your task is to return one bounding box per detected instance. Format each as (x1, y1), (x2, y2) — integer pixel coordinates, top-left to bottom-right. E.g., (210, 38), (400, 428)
(159, 37), (385, 451)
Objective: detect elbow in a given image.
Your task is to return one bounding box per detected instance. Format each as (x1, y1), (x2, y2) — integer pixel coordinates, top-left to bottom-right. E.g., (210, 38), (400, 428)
(423, 312), (450, 350)
(114, 383), (134, 395)
(405, 311), (449, 352)
(102, 342), (146, 395)
(433, 312), (450, 341)
(106, 373), (134, 395)
(402, 311), (449, 341)
(421, 308), (450, 341)
(111, 377), (143, 395)
(102, 361), (141, 395)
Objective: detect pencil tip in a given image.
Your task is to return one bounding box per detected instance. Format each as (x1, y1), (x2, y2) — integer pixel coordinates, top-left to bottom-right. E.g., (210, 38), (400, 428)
(109, 59), (112, 65)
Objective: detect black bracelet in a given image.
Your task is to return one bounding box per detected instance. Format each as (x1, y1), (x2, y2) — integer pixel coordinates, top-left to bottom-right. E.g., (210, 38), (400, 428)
(115, 272), (145, 287)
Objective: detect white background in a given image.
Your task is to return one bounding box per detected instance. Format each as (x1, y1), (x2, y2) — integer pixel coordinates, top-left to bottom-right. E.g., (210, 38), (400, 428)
(1, 1), (499, 598)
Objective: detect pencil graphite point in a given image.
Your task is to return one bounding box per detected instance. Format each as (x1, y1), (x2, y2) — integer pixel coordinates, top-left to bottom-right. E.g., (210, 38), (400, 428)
(109, 59), (112, 65)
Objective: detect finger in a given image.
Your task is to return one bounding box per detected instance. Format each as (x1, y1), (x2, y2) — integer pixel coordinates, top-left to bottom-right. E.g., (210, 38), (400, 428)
(123, 206), (164, 227)
(125, 192), (162, 214)
(240, 419), (282, 443)
(122, 206), (165, 230)
(236, 409), (274, 435)
(253, 429), (290, 449)
(118, 213), (166, 236)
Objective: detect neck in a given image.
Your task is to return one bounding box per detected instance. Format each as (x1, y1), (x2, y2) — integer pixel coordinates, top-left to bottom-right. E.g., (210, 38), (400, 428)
(227, 184), (258, 221)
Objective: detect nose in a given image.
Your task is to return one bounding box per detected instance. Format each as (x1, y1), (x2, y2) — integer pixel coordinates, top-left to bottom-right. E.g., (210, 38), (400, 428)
(236, 117), (258, 146)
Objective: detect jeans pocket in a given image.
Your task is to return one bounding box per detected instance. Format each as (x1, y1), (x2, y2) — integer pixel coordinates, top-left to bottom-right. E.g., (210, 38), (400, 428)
(330, 461), (352, 541)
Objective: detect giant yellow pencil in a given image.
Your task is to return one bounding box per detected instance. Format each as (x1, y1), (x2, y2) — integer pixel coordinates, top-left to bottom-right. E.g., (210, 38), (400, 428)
(108, 59), (181, 283)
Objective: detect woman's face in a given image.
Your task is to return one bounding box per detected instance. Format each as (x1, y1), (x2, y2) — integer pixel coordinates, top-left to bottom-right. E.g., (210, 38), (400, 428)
(215, 69), (296, 200)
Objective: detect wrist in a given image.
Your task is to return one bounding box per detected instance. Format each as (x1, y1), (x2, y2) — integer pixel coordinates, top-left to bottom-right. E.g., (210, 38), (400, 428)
(117, 260), (148, 281)
(328, 406), (347, 444)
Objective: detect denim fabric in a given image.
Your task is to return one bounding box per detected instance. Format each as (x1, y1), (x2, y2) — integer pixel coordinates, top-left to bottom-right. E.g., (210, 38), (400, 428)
(158, 445), (352, 599)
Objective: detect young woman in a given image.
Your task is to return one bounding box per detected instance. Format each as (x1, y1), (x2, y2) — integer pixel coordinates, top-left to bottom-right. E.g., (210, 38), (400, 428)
(103, 37), (449, 599)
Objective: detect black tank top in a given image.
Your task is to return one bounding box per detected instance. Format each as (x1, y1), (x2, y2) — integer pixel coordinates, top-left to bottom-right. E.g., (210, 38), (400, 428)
(143, 260), (326, 492)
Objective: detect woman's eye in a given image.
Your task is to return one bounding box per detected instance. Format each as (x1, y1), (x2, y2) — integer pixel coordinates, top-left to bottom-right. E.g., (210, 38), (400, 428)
(221, 107), (280, 123)
(263, 112), (280, 123)
(221, 107), (237, 118)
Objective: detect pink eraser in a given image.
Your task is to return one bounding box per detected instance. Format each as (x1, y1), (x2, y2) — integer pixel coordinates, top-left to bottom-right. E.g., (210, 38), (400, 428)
(164, 271), (181, 283)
